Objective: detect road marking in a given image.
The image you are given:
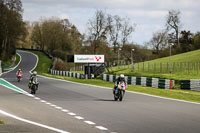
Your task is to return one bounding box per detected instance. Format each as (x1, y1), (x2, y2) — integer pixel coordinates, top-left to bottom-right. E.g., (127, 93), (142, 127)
(68, 112), (76, 116)
(0, 109), (70, 133)
(34, 97), (40, 100)
(0, 78), (28, 94)
(50, 104), (56, 107)
(75, 116), (84, 120)
(55, 106), (62, 110)
(84, 121), (95, 125)
(40, 100), (46, 103)
(96, 126), (108, 130)
(62, 109), (69, 112)
(45, 102), (51, 105)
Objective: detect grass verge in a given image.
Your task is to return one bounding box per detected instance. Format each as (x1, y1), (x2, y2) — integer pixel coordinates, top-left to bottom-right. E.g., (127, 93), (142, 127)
(2, 54), (20, 72)
(42, 73), (200, 103)
(30, 51), (52, 74)
(107, 49), (200, 80)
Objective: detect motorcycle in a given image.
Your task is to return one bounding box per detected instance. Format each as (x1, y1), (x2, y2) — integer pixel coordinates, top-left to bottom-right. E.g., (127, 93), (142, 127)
(16, 73), (22, 82)
(30, 79), (39, 94)
(114, 81), (126, 101)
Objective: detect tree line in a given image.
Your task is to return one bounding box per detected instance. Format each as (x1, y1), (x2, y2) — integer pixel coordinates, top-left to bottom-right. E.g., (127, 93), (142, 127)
(20, 10), (147, 70)
(1, 1), (200, 71)
(147, 10), (200, 58)
(0, 0), (26, 61)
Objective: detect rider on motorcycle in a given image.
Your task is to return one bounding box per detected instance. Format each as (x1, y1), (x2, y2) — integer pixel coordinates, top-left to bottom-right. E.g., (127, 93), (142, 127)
(16, 68), (23, 77)
(113, 74), (127, 94)
(28, 71), (38, 89)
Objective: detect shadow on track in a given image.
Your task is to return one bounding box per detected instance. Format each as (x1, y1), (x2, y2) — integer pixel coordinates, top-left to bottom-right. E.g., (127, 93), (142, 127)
(95, 99), (116, 102)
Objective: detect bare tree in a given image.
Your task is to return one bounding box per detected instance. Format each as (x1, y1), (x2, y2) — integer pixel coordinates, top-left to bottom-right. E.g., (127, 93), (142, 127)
(121, 17), (135, 46)
(166, 10), (181, 47)
(87, 10), (108, 54)
(148, 30), (168, 54)
(107, 15), (122, 54)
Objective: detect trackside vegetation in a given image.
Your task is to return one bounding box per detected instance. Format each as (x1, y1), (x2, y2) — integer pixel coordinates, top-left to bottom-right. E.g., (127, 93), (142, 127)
(31, 51), (200, 103)
(108, 49), (200, 80)
(2, 53), (20, 72)
(30, 51), (52, 74)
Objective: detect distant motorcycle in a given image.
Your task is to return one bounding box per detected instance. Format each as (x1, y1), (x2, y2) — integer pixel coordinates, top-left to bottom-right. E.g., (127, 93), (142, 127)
(30, 79), (39, 94)
(114, 81), (126, 101)
(16, 73), (22, 82)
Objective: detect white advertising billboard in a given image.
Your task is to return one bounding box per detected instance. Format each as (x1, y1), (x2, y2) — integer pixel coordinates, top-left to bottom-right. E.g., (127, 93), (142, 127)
(74, 55), (104, 63)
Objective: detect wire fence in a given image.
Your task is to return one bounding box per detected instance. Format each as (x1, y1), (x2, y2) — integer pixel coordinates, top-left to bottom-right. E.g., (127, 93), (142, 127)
(134, 62), (200, 74)
(106, 61), (200, 75)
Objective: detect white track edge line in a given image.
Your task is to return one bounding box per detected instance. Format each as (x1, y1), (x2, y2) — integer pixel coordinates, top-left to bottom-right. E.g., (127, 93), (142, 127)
(0, 109), (70, 133)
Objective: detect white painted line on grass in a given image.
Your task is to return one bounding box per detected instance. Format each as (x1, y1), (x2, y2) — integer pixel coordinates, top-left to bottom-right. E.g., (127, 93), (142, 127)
(84, 121), (95, 125)
(75, 116), (84, 120)
(0, 109), (70, 133)
(68, 112), (76, 116)
(96, 126), (108, 131)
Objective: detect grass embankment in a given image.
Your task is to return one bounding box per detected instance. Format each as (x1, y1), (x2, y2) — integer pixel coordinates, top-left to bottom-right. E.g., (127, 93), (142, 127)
(30, 51), (52, 74)
(2, 54), (20, 72)
(32, 51), (200, 103)
(109, 49), (200, 80)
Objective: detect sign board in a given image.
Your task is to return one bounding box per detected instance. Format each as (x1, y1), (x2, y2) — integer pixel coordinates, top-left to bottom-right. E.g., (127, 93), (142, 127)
(74, 55), (104, 63)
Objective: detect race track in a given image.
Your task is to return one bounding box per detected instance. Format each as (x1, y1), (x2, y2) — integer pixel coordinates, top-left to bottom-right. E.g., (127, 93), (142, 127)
(1, 50), (200, 133)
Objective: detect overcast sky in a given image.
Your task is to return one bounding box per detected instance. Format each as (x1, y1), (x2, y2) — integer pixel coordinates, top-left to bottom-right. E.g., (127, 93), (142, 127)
(21, 0), (200, 45)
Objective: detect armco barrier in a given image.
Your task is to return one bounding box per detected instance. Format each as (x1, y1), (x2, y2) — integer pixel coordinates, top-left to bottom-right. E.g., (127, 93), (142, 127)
(102, 74), (175, 89)
(180, 80), (200, 91)
(48, 69), (85, 79)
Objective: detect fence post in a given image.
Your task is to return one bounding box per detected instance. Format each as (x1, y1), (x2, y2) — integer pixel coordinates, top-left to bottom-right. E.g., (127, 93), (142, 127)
(143, 62), (144, 72)
(160, 62), (162, 73)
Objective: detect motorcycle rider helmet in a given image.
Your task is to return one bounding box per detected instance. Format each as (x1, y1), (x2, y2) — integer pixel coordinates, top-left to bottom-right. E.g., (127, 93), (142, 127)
(19, 68), (21, 71)
(119, 74), (125, 80)
(33, 71), (37, 76)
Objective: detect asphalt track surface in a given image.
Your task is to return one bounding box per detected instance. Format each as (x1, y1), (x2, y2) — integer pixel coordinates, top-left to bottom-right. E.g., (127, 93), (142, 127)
(1, 50), (200, 133)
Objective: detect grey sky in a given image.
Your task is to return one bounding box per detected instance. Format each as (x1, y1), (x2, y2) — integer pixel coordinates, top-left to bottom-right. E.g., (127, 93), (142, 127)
(21, 0), (200, 45)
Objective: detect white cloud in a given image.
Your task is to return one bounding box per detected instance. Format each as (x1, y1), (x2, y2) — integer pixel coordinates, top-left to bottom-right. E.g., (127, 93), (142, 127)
(59, 14), (70, 20)
(21, 0), (200, 44)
